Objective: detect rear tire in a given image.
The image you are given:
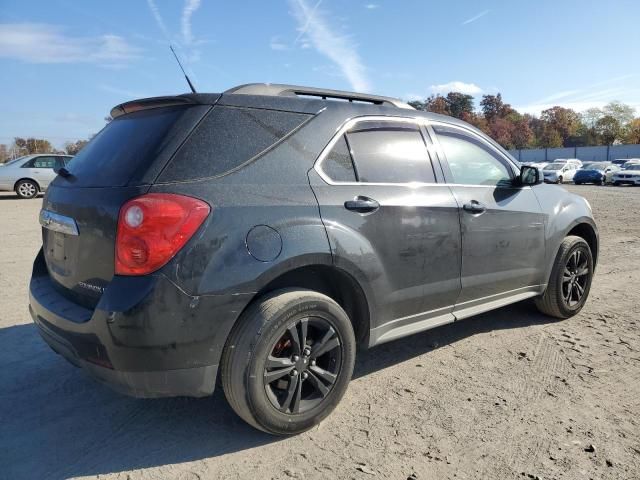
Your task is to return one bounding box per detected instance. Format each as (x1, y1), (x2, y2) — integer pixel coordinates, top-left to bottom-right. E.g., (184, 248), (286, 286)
(221, 288), (356, 435)
(535, 236), (594, 319)
(15, 179), (39, 199)
(613, 181), (621, 186)
(557, 176), (563, 184)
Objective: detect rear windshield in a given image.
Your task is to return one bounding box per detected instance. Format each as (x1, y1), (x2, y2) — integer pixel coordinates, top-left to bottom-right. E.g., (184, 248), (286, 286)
(158, 106), (311, 182)
(62, 105), (208, 187)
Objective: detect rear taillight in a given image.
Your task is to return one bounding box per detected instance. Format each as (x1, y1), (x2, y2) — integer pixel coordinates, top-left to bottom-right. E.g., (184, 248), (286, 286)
(115, 193), (210, 276)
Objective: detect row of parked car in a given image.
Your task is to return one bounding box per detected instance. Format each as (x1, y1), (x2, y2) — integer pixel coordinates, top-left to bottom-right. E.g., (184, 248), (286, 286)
(521, 158), (640, 186)
(2, 151), (639, 200)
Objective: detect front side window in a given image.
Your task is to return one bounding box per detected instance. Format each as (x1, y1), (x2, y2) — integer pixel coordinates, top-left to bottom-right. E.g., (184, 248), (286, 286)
(345, 122), (436, 183)
(434, 125), (512, 186)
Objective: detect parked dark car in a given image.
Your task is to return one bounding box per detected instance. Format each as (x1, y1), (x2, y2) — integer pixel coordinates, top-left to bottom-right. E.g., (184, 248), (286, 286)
(29, 84), (598, 435)
(573, 162), (618, 185)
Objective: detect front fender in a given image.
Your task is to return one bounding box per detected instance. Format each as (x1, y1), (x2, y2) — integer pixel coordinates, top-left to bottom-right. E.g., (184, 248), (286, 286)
(533, 184), (598, 283)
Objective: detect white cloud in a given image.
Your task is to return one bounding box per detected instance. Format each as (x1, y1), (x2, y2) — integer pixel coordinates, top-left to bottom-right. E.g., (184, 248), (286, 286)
(181, 0), (202, 45)
(289, 0), (371, 92)
(0, 23), (140, 65)
(365, 3), (379, 9)
(270, 36), (289, 51)
(461, 10), (490, 26)
(146, 0), (170, 40)
(517, 76), (640, 115)
(430, 81), (483, 95)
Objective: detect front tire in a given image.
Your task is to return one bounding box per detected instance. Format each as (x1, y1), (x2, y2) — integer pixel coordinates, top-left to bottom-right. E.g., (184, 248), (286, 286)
(535, 236), (594, 319)
(221, 289), (356, 435)
(15, 179), (39, 199)
(557, 176), (563, 184)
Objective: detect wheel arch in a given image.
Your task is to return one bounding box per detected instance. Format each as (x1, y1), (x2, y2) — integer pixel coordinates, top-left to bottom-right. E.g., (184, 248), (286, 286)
(239, 264), (371, 346)
(567, 221), (599, 267)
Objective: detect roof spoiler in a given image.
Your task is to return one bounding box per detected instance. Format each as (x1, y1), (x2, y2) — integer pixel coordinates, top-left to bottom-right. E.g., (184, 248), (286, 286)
(110, 96), (197, 119)
(224, 83), (414, 110)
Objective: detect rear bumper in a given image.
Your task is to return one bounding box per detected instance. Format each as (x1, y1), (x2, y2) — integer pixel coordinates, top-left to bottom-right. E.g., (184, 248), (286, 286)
(29, 249), (252, 398)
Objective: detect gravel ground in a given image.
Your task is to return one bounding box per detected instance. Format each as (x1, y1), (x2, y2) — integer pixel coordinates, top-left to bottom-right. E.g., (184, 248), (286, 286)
(1, 185), (639, 480)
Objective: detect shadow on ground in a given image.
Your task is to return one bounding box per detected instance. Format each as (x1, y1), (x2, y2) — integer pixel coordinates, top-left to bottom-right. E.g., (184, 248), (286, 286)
(0, 301), (555, 479)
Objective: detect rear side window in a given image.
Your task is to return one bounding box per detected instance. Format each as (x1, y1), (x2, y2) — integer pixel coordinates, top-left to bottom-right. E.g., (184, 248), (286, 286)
(159, 106), (311, 181)
(24, 156), (56, 169)
(345, 124), (436, 183)
(322, 135), (356, 182)
(65, 106), (207, 187)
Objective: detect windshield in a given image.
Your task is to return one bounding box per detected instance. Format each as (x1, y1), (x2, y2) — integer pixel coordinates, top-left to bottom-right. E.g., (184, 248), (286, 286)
(582, 163), (604, 170)
(544, 164), (563, 171)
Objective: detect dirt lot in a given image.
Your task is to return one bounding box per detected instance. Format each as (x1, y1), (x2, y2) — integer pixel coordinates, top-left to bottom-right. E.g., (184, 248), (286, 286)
(1, 185), (639, 480)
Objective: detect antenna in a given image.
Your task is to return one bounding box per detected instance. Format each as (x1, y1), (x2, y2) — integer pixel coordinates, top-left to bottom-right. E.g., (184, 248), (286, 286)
(169, 45), (197, 94)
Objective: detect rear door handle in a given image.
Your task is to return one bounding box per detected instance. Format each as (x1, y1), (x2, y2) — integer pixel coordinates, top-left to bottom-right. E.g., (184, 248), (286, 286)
(344, 196), (380, 213)
(463, 200), (486, 214)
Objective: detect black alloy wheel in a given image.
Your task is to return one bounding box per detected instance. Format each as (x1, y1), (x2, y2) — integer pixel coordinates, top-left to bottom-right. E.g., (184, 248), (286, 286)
(221, 289), (356, 435)
(264, 317), (342, 414)
(561, 248), (590, 308)
(535, 235), (594, 319)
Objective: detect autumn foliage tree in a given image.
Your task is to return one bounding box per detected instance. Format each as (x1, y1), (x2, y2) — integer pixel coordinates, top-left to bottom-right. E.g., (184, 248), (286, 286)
(409, 93), (638, 150)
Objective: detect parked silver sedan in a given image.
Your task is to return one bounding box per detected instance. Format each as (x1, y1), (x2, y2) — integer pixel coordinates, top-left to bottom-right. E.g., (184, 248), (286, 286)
(0, 154), (72, 198)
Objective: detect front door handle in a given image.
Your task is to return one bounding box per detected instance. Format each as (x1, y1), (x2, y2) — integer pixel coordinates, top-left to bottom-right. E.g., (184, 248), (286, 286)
(344, 196), (380, 213)
(463, 200), (486, 214)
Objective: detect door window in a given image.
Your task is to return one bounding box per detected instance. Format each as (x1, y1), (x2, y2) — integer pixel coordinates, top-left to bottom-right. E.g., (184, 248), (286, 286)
(23, 156), (56, 169)
(321, 135), (357, 182)
(345, 122), (436, 183)
(434, 125), (513, 186)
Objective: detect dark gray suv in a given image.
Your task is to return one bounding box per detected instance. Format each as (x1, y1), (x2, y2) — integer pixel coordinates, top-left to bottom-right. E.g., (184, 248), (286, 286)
(29, 84), (598, 435)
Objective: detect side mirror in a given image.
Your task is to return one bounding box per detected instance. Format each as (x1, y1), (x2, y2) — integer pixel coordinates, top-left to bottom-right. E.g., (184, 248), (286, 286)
(518, 165), (541, 186)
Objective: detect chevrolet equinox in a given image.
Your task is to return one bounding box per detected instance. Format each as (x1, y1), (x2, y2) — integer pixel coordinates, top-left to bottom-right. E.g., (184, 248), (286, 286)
(29, 83), (598, 435)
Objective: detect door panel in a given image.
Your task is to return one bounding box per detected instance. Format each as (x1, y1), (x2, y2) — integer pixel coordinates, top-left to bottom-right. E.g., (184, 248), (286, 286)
(449, 185), (545, 305)
(309, 170), (462, 327)
(429, 122), (546, 310)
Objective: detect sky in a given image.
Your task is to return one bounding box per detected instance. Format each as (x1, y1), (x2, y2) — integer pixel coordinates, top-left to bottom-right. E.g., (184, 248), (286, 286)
(1, 0), (639, 148)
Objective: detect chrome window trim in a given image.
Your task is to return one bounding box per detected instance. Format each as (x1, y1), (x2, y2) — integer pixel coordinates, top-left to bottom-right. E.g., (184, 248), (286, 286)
(314, 115), (438, 187)
(313, 115), (523, 188)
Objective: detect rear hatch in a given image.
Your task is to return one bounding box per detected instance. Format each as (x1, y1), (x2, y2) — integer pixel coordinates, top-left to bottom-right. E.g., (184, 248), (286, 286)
(41, 101), (211, 308)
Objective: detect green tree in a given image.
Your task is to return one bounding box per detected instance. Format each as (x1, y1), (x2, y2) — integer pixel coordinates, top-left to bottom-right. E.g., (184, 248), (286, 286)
(603, 101), (635, 126)
(64, 140), (89, 155)
(480, 93), (512, 121)
(12, 137), (53, 156)
(445, 92), (474, 119)
(595, 115), (622, 145)
(624, 118), (640, 144)
(540, 106), (581, 146)
(539, 126), (563, 148)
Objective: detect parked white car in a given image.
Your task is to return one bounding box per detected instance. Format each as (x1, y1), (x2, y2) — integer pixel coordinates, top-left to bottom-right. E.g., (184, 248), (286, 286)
(553, 158), (583, 168)
(542, 162), (578, 183)
(613, 164), (640, 186)
(0, 154), (72, 198)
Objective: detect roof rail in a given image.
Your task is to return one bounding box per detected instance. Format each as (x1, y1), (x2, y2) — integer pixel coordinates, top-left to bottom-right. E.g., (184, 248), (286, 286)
(224, 83), (414, 110)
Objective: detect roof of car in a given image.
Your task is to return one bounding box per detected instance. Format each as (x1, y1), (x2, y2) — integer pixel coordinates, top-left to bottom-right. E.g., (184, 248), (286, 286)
(111, 83), (471, 125)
